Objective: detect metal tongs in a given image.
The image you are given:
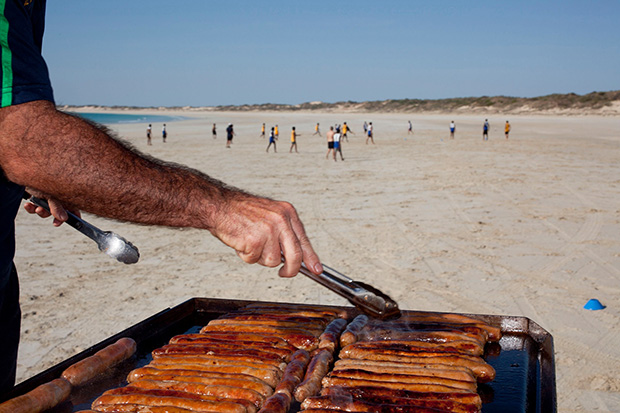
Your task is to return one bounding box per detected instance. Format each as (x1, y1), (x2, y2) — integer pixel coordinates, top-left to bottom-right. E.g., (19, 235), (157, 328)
(287, 257), (401, 320)
(24, 192), (140, 264)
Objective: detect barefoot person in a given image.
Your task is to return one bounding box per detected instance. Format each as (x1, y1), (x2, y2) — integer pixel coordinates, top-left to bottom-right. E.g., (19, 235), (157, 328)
(325, 126), (335, 159)
(0, 4), (322, 396)
(266, 127), (277, 152)
(313, 122), (321, 136)
(342, 122), (353, 142)
(212, 123), (217, 139)
(226, 123), (235, 148)
(289, 126), (299, 153)
(147, 124), (152, 145)
(505, 120), (511, 139)
(365, 122), (374, 144)
(260, 123), (266, 138)
(483, 119), (490, 141)
(334, 127), (344, 161)
(450, 121), (456, 139)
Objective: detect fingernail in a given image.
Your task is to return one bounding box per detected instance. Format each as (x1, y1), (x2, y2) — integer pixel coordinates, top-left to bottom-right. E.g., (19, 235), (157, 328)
(314, 263), (324, 274)
(59, 211), (68, 221)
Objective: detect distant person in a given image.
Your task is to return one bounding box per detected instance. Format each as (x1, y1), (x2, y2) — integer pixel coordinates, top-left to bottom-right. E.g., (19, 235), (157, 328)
(212, 123), (217, 139)
(366, 122), (374, 145)
(408, 120), (413, 134)
(266, 127), (277, 153)
(289, 126), (299, 153)
(334, 129), (344, 161)
(226, 123), (235, 148)
(450, 121), (455, 139)
(260, 123), (266, 138)
(483, 119), (489, 141)
(313, 123), (321, 136)
(342, 122), (353, 142)
(326, 126), (335, 159)
(162, 124), (167, 143)
(274, 124), (279, 140)
(363, 121), (368, 135)
(147, 124), (152, 146)
(505, 121), (511, 139)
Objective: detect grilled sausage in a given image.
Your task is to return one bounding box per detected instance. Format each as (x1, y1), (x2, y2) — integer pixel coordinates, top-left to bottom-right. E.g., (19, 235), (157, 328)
(129, 379), (265, 408)
(147, 361), (281, 387)
(153, 344), (289, 362)
(240, 303), (347, 318)
(89, 406), (195, 413)
(301, 395), (480, 413)
(0, 378), (71, 413)
(321, 376), (471, 393)
(338, 346), (495, 381)
(199, 324), (319, 351)
(395, 312), (501, 341)
(293, 349), (333, 402)
(333, 360), (476, 383)
(92, 387), (249, 413)
(340, 314), (369, 347)
(327, 369), (477, 391)
(150, 354), (287, 372)
(170, 334), (298, 352)
(62, 337), (136, 387)
(361, 323), (489, 345)
(341, 340), (484, 357)
(128, 366), (273, 390)
(128, 373), (273, 397)
(208, 318), (326, 332)
(320, 385), (482, 408)
(257, 392), (291, 413)
(318, 318), (348, 352)
(273, 349), (310, 398)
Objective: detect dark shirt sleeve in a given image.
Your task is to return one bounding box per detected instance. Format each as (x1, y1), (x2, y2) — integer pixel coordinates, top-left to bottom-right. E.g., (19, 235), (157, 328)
(1, 0), (54, 107)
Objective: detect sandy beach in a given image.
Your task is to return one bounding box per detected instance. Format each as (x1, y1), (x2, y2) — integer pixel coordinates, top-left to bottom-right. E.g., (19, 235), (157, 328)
(12, 109), (620, 411)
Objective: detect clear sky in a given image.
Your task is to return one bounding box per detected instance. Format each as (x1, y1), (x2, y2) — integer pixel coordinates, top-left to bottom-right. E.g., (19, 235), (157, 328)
(43, 1), (620, 107)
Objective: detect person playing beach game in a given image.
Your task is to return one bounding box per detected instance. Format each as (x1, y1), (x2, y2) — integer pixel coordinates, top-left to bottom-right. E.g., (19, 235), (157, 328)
(505, 120), (511, 139)
(162, 124), (167, 143)
(341, 122), (353, 142)
(226, 123), (235, 148)
(212, 123), (217, 139)
(289, 126), (300, 153)
(313, 122), (321, 136)
(260, 123), (266, 138)
(408, 120), (413, 135)
(450, 121), (456, 139)
(147, 124), (152, 145)
(0, 2), (322, 396)
(266, 127), (277, 152)
(366, 122), (374, 144)
(325, 126), (335, 159)
(483, 119), (490, 141)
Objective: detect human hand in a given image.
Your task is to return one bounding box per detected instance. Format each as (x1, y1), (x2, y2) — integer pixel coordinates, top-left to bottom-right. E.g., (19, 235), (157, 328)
(210, 193), (322, 278)
(23, 190), (81, 227)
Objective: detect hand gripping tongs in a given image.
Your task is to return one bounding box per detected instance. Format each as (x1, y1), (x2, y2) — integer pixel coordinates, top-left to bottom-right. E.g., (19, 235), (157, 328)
(24, 192), (140, 264)
(285, 256), (401, 320)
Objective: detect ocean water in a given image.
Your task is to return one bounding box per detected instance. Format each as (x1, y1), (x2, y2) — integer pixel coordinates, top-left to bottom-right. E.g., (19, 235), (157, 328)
(74, 112), (185, 125)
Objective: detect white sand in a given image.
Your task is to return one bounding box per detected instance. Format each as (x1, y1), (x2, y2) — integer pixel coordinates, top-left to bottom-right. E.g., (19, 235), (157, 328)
(13, 109), (620, 411)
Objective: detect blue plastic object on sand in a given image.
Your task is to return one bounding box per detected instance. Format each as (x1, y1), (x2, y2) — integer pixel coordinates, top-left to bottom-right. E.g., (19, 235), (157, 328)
(584, 299), (605, 310)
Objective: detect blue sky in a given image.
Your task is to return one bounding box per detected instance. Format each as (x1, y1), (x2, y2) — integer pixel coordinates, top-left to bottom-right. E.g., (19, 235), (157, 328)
(44, 1), (620, 107)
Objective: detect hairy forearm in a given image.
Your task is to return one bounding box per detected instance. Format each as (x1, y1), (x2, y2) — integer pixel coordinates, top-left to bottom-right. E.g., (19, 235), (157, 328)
(0, 100), (233, 230)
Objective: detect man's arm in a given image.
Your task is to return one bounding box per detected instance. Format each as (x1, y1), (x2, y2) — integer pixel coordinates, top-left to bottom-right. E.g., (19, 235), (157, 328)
(0, 100), (322, 277)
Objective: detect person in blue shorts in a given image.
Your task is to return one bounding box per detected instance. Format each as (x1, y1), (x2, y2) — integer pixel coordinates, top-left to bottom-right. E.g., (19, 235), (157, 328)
(0, 2), (322, 396)
(266, 127), (277, 152)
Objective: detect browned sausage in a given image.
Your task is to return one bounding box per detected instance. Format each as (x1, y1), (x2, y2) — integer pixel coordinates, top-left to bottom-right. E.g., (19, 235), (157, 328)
(92, 387), (249, 413)
(199, 324), (319, 351)
(0, 378), (71, 413)
(321, 376), (471, 393)
(341, 339), (484, 357)
(340, 314), (369, 348)
(128, 366), (273, 389)
(273, 349), (310, 399)
(169, 334), (297, 352)
(320, 385), (482, 408)
(62, 337), (136, 387)
(395, 312), (501, 341)
(153, 344), (289, 362)
(150, 354), (287, 372)
(208, 318), (326, 332)
(257, 392), (291, 413)
(240, 303), (347, 318)
(327, 369), (477, 391)
(301, 408), (442, 413)
(129, 379), (265, 408)
(163, 339), (293, 359)
(293, 348), (333, 402)
(89, 406), (195, 413)
(362, 323), (489, 345)
(318, 318), (348, 352)
(333, 360), (476, 383)
(301, 395), (480, 413)
(147, 360), (281, 387)
(218, 313), (329, 326)
(338, 346), (495, 381)
(129, 373), (273, 397)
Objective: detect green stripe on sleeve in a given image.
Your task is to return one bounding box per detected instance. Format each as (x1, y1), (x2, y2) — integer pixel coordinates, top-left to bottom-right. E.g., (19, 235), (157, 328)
(0, 0), (13, 107)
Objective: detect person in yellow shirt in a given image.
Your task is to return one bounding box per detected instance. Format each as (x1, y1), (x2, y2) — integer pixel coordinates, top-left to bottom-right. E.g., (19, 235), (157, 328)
(313, 123), (321, 136)
(260, 123), (266, 138)
(505, 121), (511, 139)
(290, 126), (300, 153)
(341, 122), (354, 142)
(274, 124), (279, 140)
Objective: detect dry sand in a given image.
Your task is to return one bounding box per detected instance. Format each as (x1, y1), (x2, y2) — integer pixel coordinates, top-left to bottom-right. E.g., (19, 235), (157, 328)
(13, 110), (620, 411)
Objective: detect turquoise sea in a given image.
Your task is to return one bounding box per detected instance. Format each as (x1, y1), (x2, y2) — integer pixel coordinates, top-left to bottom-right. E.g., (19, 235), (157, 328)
(75, 112), (185, 125)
